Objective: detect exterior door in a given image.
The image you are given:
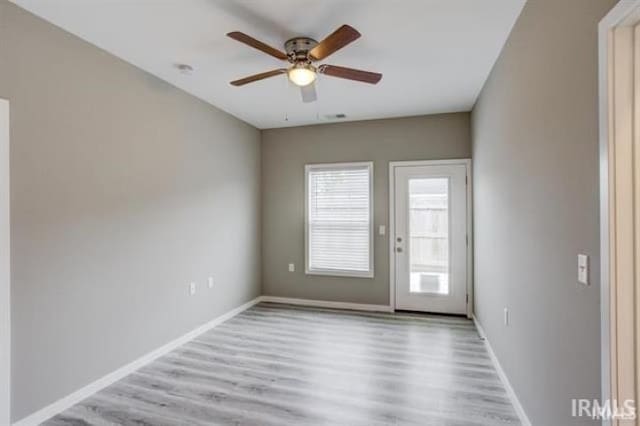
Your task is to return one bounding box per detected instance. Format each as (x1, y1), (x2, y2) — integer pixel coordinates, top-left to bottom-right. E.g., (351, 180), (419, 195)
(393, 162), (468, 314)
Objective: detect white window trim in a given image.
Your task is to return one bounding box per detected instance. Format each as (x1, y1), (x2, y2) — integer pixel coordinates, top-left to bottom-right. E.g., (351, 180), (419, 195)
(304, 161), (374, 278)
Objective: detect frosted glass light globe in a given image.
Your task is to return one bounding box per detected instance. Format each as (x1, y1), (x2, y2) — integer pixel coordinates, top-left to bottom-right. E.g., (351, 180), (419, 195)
(288, 64), (317, 86)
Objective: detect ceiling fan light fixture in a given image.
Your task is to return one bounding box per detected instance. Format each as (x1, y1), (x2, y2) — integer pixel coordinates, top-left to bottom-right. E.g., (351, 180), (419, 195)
(227, 26), (382, 96)
(288, 63), (316, 87)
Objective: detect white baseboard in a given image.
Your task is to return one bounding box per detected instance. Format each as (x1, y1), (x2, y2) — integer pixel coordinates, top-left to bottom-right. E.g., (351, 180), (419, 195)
(472, 315), (531, 426)
(259, 295), (393, 313)
(13, 297), (262, 426)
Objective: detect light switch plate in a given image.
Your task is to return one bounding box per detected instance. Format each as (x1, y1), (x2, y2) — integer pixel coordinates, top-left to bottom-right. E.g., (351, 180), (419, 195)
(288, 263), (295, 272)
(208, 277), (214, 288)
(578, 254), (589, 285)
(189, 282), (196, 296)
(379, 225), (386, 236)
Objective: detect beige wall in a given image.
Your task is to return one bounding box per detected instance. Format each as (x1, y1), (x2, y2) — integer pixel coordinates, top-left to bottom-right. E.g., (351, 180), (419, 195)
(471, 0), (616, 424)
(0, 2), (261, 421)
(261, 114), (470, 305)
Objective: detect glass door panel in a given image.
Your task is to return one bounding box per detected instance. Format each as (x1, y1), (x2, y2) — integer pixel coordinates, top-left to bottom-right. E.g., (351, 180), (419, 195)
(408, 178), (450, 295)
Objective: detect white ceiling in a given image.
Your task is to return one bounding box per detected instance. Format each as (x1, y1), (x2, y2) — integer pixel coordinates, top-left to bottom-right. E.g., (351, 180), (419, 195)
(13, 0), (525, 129)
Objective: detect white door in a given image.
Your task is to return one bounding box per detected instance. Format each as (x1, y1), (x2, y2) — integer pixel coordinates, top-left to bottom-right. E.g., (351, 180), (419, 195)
(393, 162), (468, 314)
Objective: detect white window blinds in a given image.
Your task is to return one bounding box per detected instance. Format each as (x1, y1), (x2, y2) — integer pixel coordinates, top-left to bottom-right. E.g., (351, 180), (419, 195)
(306, 163), (373, 277)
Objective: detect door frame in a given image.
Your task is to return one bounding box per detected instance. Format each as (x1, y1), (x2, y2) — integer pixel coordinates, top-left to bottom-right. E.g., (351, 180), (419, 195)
(0, 98), (10, 425)
(599, 2), (640, 424)
(388, 159), (472, 317)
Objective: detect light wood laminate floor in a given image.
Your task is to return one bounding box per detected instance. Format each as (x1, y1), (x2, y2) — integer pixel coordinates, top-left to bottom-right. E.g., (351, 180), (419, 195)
(45, 303), (520, 426)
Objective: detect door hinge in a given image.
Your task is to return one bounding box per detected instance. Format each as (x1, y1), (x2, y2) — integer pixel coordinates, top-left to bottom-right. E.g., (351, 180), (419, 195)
(466, 234), (468, 246)
(466, 294), (469, 303)
(465, 175), (468, 185)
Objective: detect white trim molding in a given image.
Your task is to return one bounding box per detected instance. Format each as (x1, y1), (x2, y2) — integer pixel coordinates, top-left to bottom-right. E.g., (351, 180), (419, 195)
(259, 295), (393, 313)
(473, 315), (531, 426)
(599, 2), (640, 424)
(388, 159), (473, 317)
(13, 297), (262, 426)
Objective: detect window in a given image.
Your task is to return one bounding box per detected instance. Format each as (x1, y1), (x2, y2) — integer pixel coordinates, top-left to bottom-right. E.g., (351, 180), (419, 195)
(305, 162), (373, 278)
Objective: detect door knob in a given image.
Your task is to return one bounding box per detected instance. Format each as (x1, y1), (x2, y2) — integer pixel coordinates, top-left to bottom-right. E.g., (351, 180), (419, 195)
(396, 247), (403, 253)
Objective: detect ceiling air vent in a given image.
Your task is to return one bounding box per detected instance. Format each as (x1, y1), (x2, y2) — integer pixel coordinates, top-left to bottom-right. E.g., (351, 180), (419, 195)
(325, 113), (347, 120)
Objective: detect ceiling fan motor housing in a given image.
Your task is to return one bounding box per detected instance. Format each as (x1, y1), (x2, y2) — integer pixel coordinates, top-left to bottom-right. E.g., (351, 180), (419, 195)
(285, 37), (318, 63)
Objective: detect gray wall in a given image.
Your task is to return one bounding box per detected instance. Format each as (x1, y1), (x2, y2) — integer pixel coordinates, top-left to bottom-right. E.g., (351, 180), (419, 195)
(471, 0), (615, 424)
(0, 100), (9, 425)
(0, 3), (261, 421)
(261, 114), (470, 305)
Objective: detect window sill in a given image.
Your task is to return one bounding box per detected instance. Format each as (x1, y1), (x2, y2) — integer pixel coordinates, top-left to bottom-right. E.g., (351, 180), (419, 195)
(305, 269), (374, 279)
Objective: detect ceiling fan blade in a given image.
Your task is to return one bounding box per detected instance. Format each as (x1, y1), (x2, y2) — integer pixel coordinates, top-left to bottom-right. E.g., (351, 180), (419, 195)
(300, 82), (317, 103)
(309, 25), (361, 61)
(227, 31), (288, 60)
(230, 69), (287, 86)
(318, 65), (382, 84)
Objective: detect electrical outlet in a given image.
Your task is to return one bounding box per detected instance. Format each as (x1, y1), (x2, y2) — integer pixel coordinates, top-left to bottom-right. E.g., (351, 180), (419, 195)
(288, 263), (295, 272)
(208, 277), (214, 288)
(189, 282), (196, 296)
(504, 308), (509, 326)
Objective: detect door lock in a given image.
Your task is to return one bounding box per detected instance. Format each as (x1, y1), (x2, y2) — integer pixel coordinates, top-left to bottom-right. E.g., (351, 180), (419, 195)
(396, 247), (403, 253)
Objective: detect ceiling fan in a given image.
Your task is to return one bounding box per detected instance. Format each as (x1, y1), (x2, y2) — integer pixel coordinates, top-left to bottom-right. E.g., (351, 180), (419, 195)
(227, 25), (382, 103)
